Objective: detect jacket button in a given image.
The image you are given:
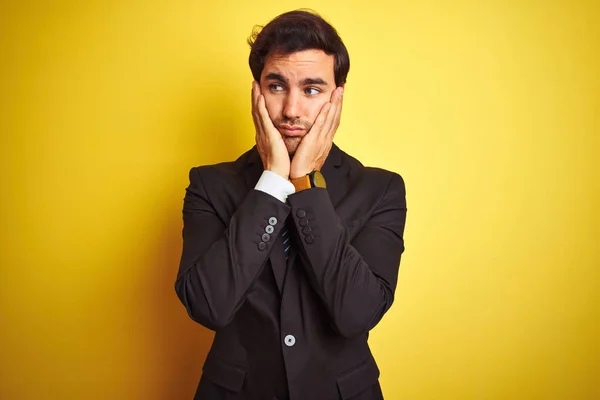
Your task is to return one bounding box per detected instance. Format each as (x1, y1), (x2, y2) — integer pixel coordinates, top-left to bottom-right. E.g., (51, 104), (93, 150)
(302, 226), (312, 235)
(304, 235), (315, 244)
(265, 225), (274, 234)
(258, 242), (267, 251)
(284, 334), (296, 347)
(268, 217), (278, 226)
(262, 233), (271, 242)
(299, 218), (309, 227)
(296, 209), (306, 218)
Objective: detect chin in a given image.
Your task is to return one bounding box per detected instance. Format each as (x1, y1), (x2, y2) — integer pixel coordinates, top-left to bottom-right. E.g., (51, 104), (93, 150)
(286, 146), (298, 158)
(283, 137), (301, 156)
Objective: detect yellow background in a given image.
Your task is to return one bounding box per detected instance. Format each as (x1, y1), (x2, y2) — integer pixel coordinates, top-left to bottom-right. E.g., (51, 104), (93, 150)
(1, 1), (598, 399)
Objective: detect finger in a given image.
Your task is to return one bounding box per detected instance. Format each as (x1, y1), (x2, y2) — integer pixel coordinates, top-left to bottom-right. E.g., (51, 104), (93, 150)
(310, 101), (332, 137)
(251, 83), (262, 135)
(337, 86), (344, 107)
(328, 85), (343, 105)
(256, 95), (267, 134)
(258, 94), (278, 139)
(253, 82), (261, 107)
(332, 88), (344, 135)
(328, 87), (343, 133)
(252, 83), (260, 121)
(252, 82), (261, 117)
(322, 89), (341, 136)
(321, 102), (337, 138)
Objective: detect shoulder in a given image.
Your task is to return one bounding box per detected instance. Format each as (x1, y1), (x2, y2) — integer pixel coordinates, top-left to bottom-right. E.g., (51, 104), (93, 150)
(189, 161), (238, 186)
(356, 167), (406, 212)
(188, 147), (255, 186)
(363, 167), (405, 195)
(338, 147), (405, 193)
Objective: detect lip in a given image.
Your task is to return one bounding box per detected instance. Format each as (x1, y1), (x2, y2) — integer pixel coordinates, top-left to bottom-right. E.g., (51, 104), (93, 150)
(279, 126), (305, 137)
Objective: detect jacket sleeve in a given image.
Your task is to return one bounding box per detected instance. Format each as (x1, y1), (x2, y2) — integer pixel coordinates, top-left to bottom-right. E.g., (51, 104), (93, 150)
(175, 166), (290, 330)
(286, 173), (407, 338)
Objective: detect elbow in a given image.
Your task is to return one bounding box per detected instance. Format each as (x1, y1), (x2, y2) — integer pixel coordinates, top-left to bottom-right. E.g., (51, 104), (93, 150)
(329, 308), (376, 338)
(174, 276), (227, 331)
(331, 289), (394, 338)
(330, 318), (369, 338)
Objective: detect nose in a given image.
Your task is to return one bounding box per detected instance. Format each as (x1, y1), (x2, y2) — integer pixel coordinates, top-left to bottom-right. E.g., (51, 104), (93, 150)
(282, 91), (301, 120)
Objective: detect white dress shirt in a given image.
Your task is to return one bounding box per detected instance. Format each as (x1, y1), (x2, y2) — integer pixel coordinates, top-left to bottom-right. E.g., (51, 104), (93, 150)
(254, 170), (296, 203)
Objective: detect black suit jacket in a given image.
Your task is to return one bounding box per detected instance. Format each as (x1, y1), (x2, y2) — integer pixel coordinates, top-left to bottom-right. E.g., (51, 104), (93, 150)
(176, 144), (407, 400)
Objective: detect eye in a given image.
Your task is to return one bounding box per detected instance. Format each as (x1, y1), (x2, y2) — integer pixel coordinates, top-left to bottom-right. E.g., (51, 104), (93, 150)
(305, 87), (320, 95)
(269, 84), (285, 92)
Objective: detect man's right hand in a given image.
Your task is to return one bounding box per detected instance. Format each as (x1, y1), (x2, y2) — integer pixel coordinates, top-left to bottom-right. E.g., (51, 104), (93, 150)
(252, 81), (290, 180)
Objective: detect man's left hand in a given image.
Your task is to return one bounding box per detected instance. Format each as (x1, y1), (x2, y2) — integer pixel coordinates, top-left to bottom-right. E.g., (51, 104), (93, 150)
(290, 86), (344, 179)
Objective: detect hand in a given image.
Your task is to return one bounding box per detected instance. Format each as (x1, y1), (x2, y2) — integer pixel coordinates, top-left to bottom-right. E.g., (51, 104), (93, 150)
(251, 81), (290, 179)
(290, 86), (344, 179)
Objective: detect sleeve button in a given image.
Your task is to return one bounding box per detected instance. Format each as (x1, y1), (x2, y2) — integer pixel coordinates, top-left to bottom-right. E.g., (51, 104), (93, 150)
(268, 217), (278, 226)
(296, 209), (306, 218)
(304, 235), (315, 244)
(299, 218), (309, 227)
(262, 233), (271, 242)
(265, 225), (274, 234)
(258, 242), (267, 251)
(302, 226), (312, 235)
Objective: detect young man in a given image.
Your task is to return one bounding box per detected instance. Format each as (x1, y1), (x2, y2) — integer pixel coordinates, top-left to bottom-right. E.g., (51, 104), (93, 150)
(176, 10), (407, 400)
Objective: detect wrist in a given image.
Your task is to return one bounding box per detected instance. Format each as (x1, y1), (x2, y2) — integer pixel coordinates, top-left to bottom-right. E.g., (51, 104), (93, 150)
(289, 166), (315, 180)
(266, 166), (289, 180)
(290, 170), (327, 191)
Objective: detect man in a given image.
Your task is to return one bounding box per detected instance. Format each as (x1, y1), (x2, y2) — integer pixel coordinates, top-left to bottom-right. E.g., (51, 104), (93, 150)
(176, 10), (407, 400)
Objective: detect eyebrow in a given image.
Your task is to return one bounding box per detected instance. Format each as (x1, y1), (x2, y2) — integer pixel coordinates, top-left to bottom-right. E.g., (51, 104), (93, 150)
(301, 77), (327, 86)
(264, 73), (328, 87)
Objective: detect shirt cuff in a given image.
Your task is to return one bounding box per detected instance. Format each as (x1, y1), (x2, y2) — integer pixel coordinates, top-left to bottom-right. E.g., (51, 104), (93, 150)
(254, 170), (296, 203)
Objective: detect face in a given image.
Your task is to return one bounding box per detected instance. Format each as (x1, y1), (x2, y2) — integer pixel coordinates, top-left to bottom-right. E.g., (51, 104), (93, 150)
(260, 49), (336, 155)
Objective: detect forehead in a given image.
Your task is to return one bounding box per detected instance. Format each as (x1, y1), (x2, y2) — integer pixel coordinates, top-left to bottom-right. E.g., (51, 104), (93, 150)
(262, 49), (335, 82)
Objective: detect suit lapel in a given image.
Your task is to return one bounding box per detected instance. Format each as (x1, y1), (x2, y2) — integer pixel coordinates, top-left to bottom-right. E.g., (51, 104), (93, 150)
(239, 146), (264, 191)
(321, 143), (350, 209)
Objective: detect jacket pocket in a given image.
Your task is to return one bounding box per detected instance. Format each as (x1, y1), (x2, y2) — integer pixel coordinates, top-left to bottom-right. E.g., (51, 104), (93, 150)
(336, 357), (380, 399)
(202, 358), (246, 393)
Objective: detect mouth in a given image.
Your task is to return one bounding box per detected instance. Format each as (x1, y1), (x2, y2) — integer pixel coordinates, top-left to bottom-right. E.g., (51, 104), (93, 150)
(279, 125), (306, 137)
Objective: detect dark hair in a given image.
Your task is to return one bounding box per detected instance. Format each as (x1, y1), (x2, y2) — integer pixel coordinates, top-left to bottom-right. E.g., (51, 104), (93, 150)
(248, 10), (350, 86)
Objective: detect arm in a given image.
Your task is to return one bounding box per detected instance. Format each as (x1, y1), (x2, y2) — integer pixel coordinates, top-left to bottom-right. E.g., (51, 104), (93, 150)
(175, 166), (291, 330)
(287, 173), (407, 338)
(177, 79), (299, 330)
